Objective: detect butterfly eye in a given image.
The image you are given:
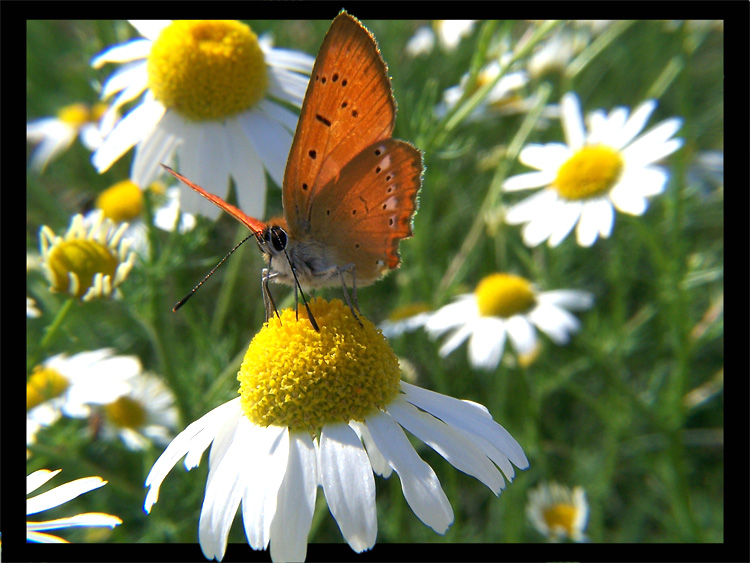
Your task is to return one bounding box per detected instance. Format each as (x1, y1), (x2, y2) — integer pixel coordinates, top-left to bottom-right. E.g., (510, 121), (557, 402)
(268, 226), (288, 252)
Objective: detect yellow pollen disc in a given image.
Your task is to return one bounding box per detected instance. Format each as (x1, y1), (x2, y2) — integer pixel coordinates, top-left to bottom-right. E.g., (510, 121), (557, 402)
(27, 366), (70, 410)
(48, 239), (119, 298)
(56, 103), (91, 127)
(104, 396), (147, 429)
(147, 20), (268, 121)
(475, 273), (536, 318)
(96, 180), (144, 223)
(554, 145), (624, 200)
(238, 298), (402, 434)
(543, 503), (578, 536)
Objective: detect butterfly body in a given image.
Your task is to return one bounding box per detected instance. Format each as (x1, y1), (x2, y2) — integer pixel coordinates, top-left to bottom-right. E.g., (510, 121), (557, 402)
(166, 12), (422, 312)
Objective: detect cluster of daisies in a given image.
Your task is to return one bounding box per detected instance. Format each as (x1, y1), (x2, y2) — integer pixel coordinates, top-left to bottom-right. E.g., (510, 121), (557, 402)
(26, 19), (685, 555)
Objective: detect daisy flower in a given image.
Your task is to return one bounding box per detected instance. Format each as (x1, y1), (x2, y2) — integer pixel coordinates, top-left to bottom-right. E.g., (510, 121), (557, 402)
(27, 102), (115, 172)
(425, 273), (593, 371)
(99, 372), (179, 451)
(439, 58), (529, 120)
(84, 178), (196, 255)
(39, 213), (136, 301)
(27, 469), (122, 543)
(27, 349), (142, 427)
(503, 92), (683, 247)
(526, 481), (589, 542)
(405, 20), (476, 56)
(145, 298), (528, 562)
(91, 20), (314, 220)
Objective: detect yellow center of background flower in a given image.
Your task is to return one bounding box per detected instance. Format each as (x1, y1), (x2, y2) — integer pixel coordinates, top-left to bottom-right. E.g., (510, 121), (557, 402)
(105, 396), (147, 429)
(238, 298), (402, 434)
(96, 180), (144, 223)
(554, 145), (624, 200)
(57, 103), (92, 127)
(147, 20), (268, 121)
(543, 502), (578, 537)
(475, 273), (536, 318)
(27, 366), (70, 410)
(48, 239), (119, 298)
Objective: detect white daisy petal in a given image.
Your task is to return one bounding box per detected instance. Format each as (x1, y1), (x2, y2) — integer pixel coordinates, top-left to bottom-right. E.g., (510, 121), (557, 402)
(505, 315), (538, 355)
(263, 47), (315, 74)
(547, 199), (583, 247)
(352, 421), (392, 478)
(561, 92), (586, 150)
(237, 106), (293, 188)
(100, 60), (148, 103)
(518, 142), (572, 171)
(424, 295), (477, 336)
(269, 432), (318, 563)
(27, 469), (62, 495)
(529, 303), (581, 344)
(92, 38), (152, 68)
(438, 322), (476, 358)
(505, 188), (558, 225)
(27, 476), (106, 515)
(240, 424), (290, 550)
(132, 112), (183, 188)
(267, 65), (313, 107)
(574, 198), (611, 245)
(622, 118), (683, 166)
(92, 98), (165, 173)
(467, 317), (506, 369)
(400, 381), (529, 470)
(536, 290), (594, 311)
(503, 170), (557, 192)
(365, 411), (454, 534)
(387, 397), (505, 494)
(615, 99), (657, 148)
(319, 423), (377, 552)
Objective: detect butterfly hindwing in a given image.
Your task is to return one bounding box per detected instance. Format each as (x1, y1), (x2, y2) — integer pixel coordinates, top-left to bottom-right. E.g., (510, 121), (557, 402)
(307, 138), (422, 282)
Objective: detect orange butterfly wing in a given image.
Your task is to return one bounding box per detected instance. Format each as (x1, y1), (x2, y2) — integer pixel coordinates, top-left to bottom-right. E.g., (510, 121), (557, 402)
(282, 13), (396, 235)
(307, 138), (422, 282)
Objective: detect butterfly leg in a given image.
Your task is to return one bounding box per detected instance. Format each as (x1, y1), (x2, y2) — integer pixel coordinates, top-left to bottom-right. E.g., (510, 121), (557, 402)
(261, 267), (281, 323)
(335, 263), (363, 326)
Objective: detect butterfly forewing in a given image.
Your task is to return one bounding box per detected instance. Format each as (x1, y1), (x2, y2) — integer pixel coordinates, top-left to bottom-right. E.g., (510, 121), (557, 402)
(308, 138), (422, 283)
(283, 13), (396, 235)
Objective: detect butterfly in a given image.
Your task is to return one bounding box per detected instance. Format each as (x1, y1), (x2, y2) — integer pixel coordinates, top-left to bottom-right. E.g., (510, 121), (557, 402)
(165, 12), (422, 328)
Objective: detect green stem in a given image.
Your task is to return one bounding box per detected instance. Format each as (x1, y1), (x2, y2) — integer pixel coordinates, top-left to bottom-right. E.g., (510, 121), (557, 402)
(30, 297), (75, 371)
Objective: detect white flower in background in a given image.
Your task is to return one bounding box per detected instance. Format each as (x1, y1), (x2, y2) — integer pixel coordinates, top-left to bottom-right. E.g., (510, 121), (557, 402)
(379, 303), (433, 339)
(27, 297), (42, 318)
(91, 19), (314, 220)
(39, 213), (136, 301)
(27, 349), (141, 427)
(27, 469), (122, 543)
(526, 481), (589, 542)
(503, 92), (683, 247)
(439, 59), (529, 120)
(405, 20), (476, 57)
(145, 299), (528, 562)
(425, 273), (593, 370)
(27, 102), (116, 172)
(99, 373), (179, 451)
(84, 179), (196, 255)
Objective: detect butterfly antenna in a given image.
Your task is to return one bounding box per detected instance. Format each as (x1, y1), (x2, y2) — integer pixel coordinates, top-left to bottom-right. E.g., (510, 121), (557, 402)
(173, 234), (255, 312)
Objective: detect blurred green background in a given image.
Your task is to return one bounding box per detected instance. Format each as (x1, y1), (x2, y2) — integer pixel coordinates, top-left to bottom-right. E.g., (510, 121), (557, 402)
(27, 19), (723, 548)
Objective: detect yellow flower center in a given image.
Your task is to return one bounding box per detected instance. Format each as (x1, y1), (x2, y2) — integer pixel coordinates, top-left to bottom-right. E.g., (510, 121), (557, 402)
(27, 366), (70, 410)
(239, 298), (402, 434)
(147, 20), (268, 121)
(554, 145), (624, 200)
(475, 273), (537, 318)
(104, 395), (147, 429)
(56, 103), (92, 127)
(543, 503), (578, 537)
(47, 239), (119, 298)
(96, 180), (144, 223)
